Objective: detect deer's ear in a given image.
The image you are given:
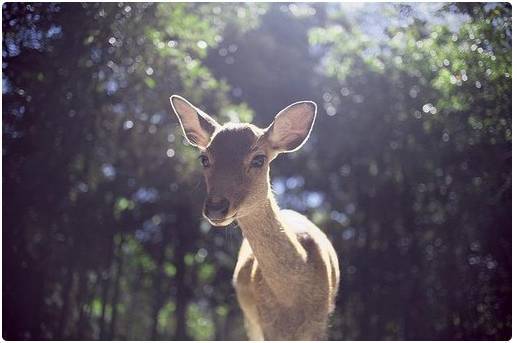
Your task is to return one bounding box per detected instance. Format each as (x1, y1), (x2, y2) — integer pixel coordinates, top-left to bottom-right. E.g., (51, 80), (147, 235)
(170, 95), (220, 149)
(265, 101), (317, 153)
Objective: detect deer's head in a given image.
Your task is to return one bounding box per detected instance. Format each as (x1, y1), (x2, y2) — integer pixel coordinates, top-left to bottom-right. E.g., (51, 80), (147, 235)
(170, 95), (317, 227)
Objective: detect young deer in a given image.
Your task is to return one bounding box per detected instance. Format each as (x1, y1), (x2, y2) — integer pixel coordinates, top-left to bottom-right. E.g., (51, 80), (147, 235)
(170, 95), (340, 340)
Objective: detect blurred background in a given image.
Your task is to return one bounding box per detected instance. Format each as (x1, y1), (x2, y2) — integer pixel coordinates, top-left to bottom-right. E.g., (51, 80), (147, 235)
(3, 2), (511, 340)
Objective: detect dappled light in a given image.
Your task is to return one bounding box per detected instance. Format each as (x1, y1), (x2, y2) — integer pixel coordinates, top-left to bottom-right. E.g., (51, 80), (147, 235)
(3, 3), (511, 340)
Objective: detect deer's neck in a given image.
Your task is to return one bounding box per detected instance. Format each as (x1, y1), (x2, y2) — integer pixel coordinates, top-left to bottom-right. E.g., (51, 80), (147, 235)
(237, 192), (307, 302)
(237, 192), (282, 236)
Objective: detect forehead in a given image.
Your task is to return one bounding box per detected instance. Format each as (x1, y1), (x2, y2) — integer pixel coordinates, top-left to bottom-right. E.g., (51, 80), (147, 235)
(207, 124), (262, 162)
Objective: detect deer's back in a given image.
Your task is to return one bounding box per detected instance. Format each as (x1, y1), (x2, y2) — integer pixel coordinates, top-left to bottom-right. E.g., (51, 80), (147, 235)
(233, 209), (340, 340)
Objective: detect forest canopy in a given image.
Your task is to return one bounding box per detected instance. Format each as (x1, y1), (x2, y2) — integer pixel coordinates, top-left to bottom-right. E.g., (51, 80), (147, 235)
(3, 3), (511, 340)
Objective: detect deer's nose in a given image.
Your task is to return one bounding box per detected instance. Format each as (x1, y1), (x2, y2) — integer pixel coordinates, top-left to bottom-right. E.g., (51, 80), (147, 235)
(204, 196), (230, 220)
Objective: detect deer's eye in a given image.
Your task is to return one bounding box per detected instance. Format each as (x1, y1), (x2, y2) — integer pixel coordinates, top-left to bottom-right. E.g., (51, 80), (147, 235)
(251, 155), (267, 168)
(199, 155), (210, 168)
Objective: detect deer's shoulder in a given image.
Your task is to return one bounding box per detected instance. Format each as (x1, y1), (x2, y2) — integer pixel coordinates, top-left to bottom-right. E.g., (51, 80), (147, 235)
(279, 210), (326, 249)
(279, 209), (321, 236)
(279, 209), (338, 269)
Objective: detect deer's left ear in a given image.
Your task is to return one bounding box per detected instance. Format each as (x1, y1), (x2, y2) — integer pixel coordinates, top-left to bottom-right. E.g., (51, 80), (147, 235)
(265, 101), (317, 153)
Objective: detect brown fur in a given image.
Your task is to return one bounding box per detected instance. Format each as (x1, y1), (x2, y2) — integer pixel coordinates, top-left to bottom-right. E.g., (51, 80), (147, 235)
(170, 95), (340, 340)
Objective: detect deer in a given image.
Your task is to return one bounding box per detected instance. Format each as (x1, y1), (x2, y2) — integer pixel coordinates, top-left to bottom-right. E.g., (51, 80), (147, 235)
(170, 95), (340, 340)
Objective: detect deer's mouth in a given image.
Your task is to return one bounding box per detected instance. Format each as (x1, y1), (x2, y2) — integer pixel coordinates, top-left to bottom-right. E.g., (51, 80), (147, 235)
(206, 213), (237, 227)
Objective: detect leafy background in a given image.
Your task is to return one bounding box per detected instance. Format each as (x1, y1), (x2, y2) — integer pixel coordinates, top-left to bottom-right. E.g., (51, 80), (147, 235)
(3, 3), (511, 340)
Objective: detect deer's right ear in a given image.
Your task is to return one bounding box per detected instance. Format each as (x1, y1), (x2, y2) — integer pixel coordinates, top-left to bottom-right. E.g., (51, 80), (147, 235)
(170, 95), (220, 149)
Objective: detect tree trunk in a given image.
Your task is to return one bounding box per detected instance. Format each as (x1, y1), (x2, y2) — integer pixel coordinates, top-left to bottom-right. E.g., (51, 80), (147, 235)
(173, 225), (189, 340)
(74, 270), (88, 339)
(98, 235), (114, 339)
(108, 236), (125, 340)
(57, 255), (75, 338)
(150, 237), (168, 340)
